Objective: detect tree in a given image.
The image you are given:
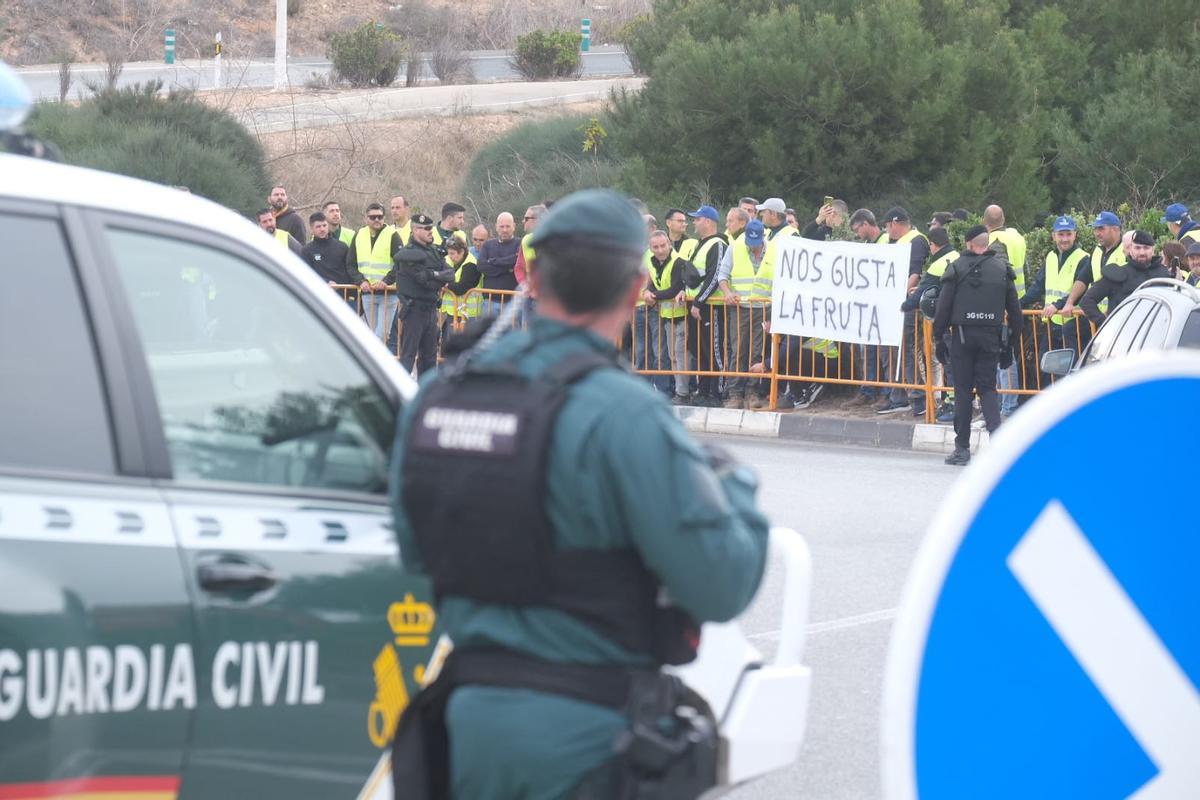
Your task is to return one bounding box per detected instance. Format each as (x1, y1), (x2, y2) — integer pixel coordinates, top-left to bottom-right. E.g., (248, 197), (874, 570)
(608, 0), (1200, 227)
(1052, 50), (1200, 216)
(26, 83), (270, 215)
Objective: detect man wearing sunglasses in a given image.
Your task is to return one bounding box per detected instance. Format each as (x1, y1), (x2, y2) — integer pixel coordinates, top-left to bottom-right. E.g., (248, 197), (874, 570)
(348, 202), (404, 343)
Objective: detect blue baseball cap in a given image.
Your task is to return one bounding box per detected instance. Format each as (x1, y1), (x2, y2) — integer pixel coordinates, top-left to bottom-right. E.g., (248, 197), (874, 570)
(686, 205), (720, 223)
(1051, 215), (1077, 232)
(1164, 203), (1190, 223)
(1091, 210), (1121, 228)
(744, 219), (765, 246)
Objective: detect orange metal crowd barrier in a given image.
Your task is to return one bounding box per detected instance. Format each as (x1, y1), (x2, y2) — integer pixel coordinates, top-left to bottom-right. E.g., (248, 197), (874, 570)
(328, 282), (1094, 415)
(623, 303), (1097, 418)
(330, 284), (525, 362)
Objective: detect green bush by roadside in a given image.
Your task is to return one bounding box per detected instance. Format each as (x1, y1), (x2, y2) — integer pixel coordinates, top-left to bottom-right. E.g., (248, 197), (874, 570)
(511, 30), (583, 81)
(329, 22), (407, 88)
(26, 82), (270, 215)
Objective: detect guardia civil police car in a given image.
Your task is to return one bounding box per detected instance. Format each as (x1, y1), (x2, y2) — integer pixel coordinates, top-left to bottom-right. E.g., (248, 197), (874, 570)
(1041, 278), (1200, 375)
(0, 62), (812, 799)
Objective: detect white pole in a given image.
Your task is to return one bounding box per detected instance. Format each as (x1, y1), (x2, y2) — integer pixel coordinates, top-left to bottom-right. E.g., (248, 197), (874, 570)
(273, 0), (287, 91)
(214, 32), (222, 89)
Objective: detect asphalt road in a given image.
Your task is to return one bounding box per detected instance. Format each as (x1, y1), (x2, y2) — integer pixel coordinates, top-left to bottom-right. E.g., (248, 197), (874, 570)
(703, 436), (958, 800)
(14, 46), (633, 102)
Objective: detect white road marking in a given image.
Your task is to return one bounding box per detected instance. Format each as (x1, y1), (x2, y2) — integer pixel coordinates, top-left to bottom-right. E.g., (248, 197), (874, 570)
(1008, 501), (1200, 799)
(749, 607), (897, 642)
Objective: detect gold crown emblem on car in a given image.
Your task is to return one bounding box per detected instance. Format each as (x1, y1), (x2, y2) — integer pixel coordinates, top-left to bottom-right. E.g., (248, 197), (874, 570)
(388, 593), (435, 647)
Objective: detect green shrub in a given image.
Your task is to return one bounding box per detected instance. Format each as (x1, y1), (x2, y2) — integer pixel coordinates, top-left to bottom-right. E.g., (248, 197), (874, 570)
(462, 114), (622, 224)
(614, 14), (652, 75)
(511, 30), (582, 81)
(287, 0), (301, 16)
(329, 22), (407, 88)
(25, 83), (270, 215)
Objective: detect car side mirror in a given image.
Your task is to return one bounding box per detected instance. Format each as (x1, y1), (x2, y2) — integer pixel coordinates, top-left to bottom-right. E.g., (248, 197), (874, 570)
(1040, 349), (1075, 376)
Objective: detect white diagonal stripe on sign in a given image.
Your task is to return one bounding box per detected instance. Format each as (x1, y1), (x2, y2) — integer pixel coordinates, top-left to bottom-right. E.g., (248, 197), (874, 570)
(1007, 501), (1200, 799)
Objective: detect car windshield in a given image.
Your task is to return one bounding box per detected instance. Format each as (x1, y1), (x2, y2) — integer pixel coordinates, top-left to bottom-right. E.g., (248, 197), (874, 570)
(1080, 297), (1171, 367)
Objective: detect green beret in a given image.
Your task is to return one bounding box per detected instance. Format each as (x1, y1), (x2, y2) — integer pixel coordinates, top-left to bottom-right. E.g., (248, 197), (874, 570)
(528, 189), (647, 254)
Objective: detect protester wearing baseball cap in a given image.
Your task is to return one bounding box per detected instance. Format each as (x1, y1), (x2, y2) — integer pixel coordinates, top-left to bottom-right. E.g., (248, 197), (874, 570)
(755, 197), (797, 241)
(1040, 214), (1090, 347)
(1185, 242), (1200, 286)
(1052, 215), (1076, 232)
(1163, 202), (1200, 245)
(714, 219), (773, 410)
(1080, 229), (1170, 326)
(876, 205), (932, 417)
(1059, 210), (1127, 322)
(685, 202), (731, 407)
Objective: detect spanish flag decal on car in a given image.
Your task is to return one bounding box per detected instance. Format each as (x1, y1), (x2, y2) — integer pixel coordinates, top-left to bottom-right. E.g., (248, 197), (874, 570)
(0, 776), (179, 799)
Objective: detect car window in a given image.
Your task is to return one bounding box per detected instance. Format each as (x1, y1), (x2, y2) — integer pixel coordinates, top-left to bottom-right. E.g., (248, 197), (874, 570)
(0, 214), (115, 474)
(1081, 298), (1152, 367)
(104, 228), (395, 493)
(1135, 301), (1171, 350)
(1179, 309), (1200, 349)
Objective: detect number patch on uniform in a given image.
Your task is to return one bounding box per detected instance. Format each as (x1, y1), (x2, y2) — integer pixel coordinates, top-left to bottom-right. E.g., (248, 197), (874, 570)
(412, 406), (521, 455)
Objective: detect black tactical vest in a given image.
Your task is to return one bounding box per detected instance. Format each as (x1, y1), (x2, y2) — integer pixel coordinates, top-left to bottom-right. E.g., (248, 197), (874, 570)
(400, 348), (699, 665)
(950, 254), (1009, 326)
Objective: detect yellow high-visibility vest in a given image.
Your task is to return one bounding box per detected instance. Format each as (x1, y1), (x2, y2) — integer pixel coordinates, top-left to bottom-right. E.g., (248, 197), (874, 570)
(989, 227), (1027, 298)
(394, 220), (412, 246)
(521, 233), (536, 279)
(439, 254), (482, 318)
(354, 225), (397, 280)
(687, 236), (726, 303)
(675, 237), (698, 261)
(1090, 243), (1127, 314)
(649, 253), (687, 319)
(927, 249), (959, 278)
(432, 227), (467, 249)
(1045, 248), (1087, 325)
(728, 240), (772, 301)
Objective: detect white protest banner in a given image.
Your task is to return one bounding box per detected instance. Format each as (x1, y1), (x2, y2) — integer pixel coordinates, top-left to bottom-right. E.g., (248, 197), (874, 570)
(770, 237), (911, 346)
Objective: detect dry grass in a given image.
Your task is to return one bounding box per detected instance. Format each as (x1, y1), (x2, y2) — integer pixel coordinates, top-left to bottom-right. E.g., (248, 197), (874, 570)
(255, 100), (605, 223)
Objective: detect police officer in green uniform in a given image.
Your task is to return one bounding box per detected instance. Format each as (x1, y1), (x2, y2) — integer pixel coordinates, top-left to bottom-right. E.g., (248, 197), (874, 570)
(393, 213), (455, 376)
(388, 189), (770, 800)
(933, 225), (1022, 467)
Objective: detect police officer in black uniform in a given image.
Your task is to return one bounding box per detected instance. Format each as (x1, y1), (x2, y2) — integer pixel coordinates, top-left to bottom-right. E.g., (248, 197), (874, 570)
(933, 225), (1022, 467)
(393, 212), (455, 376)
(1079, 229), (1172, 327)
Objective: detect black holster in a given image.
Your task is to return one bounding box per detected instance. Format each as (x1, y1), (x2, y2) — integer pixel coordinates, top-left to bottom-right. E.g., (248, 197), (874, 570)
(391, 649), (717, 800)
(570, 674), (718, 800)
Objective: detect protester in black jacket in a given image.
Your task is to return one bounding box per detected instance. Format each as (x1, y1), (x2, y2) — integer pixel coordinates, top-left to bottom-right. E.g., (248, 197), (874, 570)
(1080, 230), (1172, 326)
(301, 212), (362, 307)
(269, 186), (306, 243)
